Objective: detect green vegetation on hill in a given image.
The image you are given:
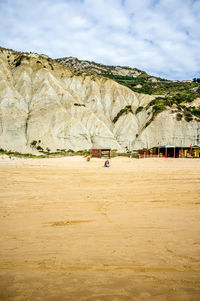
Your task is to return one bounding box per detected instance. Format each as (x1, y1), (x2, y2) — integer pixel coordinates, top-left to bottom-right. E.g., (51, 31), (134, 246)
(0, 148), (140, 158)
(142, 97), (200, 128)
(0, 149), (46, 158)
(103, 73), (200, 98)
(0, 148), (90, 158)
(113, 105), (133, 123)
(102, 73), (200, 125)
(112, 90), (200, 126)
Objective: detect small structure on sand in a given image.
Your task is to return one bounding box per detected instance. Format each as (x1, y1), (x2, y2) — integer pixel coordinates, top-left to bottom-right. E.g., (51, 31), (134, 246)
(153, 145), (188, 158)
(192, 146), (200, 158)
(90, 148), (111, 159)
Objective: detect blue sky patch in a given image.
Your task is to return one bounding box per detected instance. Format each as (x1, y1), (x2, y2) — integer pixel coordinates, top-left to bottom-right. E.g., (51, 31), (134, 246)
(0, 0), (199, 80)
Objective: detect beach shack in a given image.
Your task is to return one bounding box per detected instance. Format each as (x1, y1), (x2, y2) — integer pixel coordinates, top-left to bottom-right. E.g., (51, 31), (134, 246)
(139, 145), (196, 158)
(139, 148), (159, 158)
(90, 148), (111, 159)
(138, 149), (151, 158)
(152, 145), (191, 158)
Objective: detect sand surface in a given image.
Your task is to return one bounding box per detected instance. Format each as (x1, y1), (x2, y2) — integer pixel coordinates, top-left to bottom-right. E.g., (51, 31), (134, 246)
(0, 156), (200, 300)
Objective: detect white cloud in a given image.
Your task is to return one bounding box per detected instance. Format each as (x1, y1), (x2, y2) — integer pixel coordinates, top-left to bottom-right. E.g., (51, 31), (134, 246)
(0, 0), (199, 79)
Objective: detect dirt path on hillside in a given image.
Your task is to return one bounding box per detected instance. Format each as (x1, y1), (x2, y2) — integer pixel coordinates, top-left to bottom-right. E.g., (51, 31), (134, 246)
(0, 157), (200, 300)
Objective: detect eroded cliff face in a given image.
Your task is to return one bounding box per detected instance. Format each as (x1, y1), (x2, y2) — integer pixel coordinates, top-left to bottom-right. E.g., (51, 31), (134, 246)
(0, 48), (199, 153)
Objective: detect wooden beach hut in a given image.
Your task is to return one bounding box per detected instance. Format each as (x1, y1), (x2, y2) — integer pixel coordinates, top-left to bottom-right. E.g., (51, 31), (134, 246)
(138, 149), (151, 158)
(90, 148), (111, 159)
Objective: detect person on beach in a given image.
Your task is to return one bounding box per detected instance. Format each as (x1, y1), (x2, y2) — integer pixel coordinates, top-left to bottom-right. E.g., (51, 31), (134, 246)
(104, 160), (110, 167)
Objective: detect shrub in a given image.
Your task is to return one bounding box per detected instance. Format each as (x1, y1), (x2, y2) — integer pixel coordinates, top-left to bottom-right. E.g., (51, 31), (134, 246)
(75, 150), (90, 156)
(49, 63), (54, 70)
(183, 108), (192, 117)
(193, 78), (200, 83)
(145, 117), (154, 128)
(36, 145), (43, 151)
(30, 140), (37, 147)
(113, 105), (133, 123)
(185, 116), (193, 122)
(74, 103), (85, 107)
(136, 106), (143, 114)
(176, 113), (182, 121)
(153, 103), (166, 114)
(190, 106), (200, 118)
(15, 61), (21, 67)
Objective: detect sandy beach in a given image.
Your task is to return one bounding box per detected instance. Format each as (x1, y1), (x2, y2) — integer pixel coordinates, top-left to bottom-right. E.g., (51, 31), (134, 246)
(0, 156), (200, 300)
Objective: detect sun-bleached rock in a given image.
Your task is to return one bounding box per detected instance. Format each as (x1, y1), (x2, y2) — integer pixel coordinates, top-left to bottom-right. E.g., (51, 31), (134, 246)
(0, 48), (199, 153)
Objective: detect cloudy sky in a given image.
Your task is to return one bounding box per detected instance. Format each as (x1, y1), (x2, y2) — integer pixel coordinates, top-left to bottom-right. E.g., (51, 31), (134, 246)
(0, 0), (200, 79)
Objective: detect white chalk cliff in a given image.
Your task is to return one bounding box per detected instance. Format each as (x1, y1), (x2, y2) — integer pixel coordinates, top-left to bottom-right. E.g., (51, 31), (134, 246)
(0, 47), (199, 153)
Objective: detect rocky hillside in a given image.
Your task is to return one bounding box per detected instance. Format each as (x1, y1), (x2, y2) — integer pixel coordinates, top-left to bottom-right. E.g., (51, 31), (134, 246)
(56, 56), (144, 77)
(56, 56), (200, 98)
(0, 46), (199, 153)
